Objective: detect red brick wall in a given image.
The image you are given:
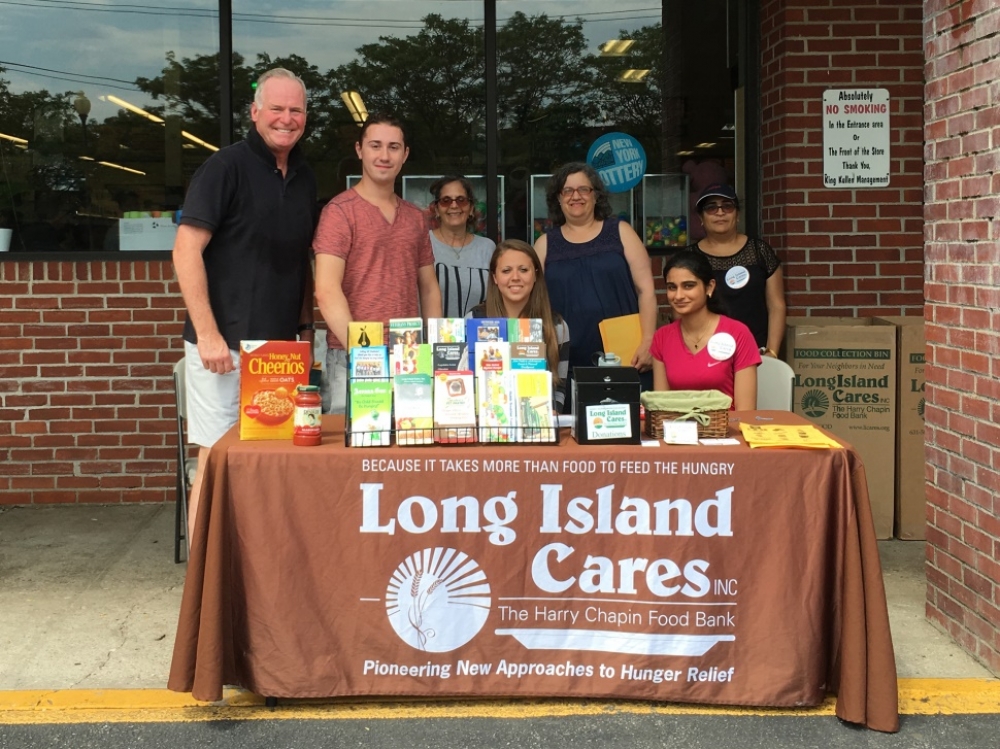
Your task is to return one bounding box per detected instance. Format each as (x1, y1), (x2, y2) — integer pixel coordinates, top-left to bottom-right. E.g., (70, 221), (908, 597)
(759, 0), (924, 316)
(923, 0), (1000, 674)
(0, 260), (183, 505)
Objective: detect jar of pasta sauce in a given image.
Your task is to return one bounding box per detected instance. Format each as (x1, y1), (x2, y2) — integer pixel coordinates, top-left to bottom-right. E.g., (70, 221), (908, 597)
(293, 385), (322, 446)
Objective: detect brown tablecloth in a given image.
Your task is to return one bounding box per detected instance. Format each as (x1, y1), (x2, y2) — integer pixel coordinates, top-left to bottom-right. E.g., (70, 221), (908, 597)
(168, 411), (898, 732)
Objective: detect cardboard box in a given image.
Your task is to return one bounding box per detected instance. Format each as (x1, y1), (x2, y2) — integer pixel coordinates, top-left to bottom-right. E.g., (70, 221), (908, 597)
(785, 318), (896, 538)
(239, 340), (311, 440)
(572, 366), (641, 445)
(876, 317), (926, 540)
(118, 218), (177, 251)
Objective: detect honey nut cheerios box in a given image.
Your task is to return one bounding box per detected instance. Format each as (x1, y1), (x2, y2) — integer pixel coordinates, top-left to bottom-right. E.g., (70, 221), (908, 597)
(239, 340), (311, 440)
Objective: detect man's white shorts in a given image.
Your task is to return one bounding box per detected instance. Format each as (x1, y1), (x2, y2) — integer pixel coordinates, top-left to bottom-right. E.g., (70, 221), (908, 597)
(323, 348), (349, 415)
(184, 340), (240, 448)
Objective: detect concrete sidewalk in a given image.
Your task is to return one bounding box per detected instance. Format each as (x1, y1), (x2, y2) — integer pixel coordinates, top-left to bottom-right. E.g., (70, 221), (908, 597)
(0, 504), (185, 691)
(0, 503), (993, 692)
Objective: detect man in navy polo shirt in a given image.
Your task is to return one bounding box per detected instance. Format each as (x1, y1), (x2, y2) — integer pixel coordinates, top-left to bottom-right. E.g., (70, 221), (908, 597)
(172, 67), (317, 541)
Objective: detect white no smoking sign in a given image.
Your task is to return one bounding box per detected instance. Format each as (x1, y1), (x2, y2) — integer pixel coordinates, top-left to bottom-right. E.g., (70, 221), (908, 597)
(822, 88), (890, 188)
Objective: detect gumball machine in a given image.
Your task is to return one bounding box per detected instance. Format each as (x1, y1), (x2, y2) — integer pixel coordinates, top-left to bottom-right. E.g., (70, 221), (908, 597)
(641, 174), (689, 251)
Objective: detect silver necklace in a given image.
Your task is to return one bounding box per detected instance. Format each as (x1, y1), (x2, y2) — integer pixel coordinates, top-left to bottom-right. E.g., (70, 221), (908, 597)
(438, 229), (468, 258)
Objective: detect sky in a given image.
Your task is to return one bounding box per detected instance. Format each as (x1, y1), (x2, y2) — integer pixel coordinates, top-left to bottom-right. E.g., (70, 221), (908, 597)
(0, 1), (662, 122)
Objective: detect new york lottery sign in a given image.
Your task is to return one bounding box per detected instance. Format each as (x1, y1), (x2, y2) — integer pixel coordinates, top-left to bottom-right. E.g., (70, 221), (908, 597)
(587, 132), (647, 193)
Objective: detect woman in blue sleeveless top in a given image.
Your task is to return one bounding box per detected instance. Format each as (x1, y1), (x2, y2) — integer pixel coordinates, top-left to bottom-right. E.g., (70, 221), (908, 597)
(533, 163), (657, 387)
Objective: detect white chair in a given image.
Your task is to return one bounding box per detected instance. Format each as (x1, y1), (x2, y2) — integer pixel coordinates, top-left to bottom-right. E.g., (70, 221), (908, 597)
(172, 357), (196, 563)
(757, 356), (795, 411)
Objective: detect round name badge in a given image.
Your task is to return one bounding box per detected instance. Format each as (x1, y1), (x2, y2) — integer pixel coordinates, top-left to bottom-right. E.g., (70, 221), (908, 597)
(707, 332), (736, 361)
(725, 265), (750, 289)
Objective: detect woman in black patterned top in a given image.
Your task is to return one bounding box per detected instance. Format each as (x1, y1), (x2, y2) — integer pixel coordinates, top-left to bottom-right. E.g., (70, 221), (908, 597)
(687, 184), (786, 357)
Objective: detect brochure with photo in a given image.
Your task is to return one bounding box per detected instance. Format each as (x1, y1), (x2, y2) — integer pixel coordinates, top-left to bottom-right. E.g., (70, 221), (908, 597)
(466, 317), (506, 364)
(427, 318), (466, 344)
(389, 318), (424, 375)
(433, 371), (476, 443)
(507, 318), (544, 342)
(350, 345), (389, 379)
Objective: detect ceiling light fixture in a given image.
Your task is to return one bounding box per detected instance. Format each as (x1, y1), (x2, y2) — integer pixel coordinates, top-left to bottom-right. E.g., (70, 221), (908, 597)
(0, 132), (28, 145)
(340, 90), (368, 126)
(182, 131), (219, 152)
(102, 95), (165, 124)
(600, 39), (635, 56)
(617, 69), (650, 83)
(98, 160), (146, 176)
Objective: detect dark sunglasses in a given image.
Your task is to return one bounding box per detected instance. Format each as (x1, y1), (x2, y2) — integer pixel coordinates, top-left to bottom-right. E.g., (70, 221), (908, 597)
(437, 195), (470, 207)
(701, 201), (737, 214)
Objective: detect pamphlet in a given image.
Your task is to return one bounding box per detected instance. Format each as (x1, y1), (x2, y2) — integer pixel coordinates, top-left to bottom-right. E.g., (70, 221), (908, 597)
(475, 340), (511, 436)
(349, 379), (393, 447)
(510, 341), (547, 370)
(388, 317), (424, 347)
(739, 423), (843, 449)
(350, 345), (389, 379)
(389, 318), (424, 375)
(394, 373), (434, 446)
(433, 371), (476, 443)
(466, 317), (505, 365)
(427, 318), (466, 344)
(347, 321), (384, 351)
(512, 370), (555, 442)
(507, 318), (544, 342)
(433, 342), (469, 372)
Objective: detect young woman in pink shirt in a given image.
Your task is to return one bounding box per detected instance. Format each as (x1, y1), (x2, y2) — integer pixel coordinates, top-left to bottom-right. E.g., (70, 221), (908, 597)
(650, 251), (760, 410)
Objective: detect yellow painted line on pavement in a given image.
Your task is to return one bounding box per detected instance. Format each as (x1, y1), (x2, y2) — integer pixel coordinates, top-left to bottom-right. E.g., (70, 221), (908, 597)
(0, 679), (997, 725)
(898, 678), (1000, 714)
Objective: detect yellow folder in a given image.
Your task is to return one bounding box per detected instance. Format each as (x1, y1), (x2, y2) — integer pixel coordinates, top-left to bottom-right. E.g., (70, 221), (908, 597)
(598, 313), (642, 366)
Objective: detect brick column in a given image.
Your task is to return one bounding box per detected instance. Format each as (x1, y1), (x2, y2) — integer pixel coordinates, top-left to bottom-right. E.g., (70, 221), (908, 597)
(923, 1), (1000, 673)
(759, 0), (924, 315)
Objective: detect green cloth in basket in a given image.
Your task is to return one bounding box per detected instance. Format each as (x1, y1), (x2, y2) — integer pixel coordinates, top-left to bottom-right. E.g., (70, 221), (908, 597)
(640, 390), (733, 425)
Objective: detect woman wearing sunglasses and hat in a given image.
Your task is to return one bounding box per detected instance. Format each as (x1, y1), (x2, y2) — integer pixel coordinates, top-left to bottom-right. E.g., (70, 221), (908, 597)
(687, 184), (786, 358)
(428, 175), (496, 318)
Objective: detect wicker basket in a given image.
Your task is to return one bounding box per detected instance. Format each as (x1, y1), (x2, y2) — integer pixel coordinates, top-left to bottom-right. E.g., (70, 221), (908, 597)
(645, 408), (730, 439)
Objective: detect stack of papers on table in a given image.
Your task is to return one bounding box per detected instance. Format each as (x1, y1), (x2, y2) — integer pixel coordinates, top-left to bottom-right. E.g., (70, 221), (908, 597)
(740, 423), (842, 449)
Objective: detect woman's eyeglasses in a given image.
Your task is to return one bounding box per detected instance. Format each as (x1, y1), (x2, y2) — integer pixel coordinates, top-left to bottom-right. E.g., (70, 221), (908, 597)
(701, 201), (737, 214)
(560, 186), (594, 197)
(437, 195), (470, 207)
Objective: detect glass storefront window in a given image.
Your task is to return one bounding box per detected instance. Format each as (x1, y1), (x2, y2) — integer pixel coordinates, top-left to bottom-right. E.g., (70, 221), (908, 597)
(496, 1), (736, 244)
(0, 2), (218, 253)
(1, 1), (741, 255)
(232, 1), (487, 204)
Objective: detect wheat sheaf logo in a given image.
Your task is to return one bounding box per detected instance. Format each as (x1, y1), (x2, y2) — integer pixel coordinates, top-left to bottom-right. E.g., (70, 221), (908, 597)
(386, 548), (492, 652)
(800, 389), (830, 418)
